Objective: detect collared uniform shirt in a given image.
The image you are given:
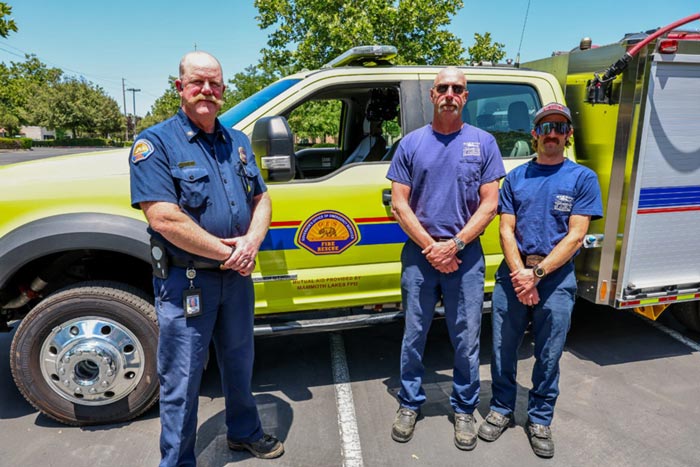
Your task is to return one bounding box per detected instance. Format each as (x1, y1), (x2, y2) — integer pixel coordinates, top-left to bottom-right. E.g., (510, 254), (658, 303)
(129, 109), (267, 262)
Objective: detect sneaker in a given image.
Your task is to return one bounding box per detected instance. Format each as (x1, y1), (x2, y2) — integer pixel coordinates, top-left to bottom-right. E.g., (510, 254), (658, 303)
(478, 410), (513, 442)
(228, 433), (284, 459)
(526, 422), (554, 458)
(454, 413), (477, 451)
(391, 407), (418, 442)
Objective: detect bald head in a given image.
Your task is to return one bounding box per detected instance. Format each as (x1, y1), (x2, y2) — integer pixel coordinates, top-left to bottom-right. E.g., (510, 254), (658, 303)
(179, 51), (222, 80)
(433, 66), (466, 87)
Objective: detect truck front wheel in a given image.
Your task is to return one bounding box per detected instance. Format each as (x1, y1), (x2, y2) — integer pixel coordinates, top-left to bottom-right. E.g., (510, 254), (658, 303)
(10, 281), (159, 426)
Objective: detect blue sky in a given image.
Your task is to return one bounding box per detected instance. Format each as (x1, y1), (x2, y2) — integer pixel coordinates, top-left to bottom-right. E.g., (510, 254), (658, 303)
(1, 1), (698, 117)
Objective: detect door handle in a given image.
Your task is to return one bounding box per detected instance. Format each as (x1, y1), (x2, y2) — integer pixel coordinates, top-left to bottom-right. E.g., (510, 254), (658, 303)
(382, 188), (392, 206)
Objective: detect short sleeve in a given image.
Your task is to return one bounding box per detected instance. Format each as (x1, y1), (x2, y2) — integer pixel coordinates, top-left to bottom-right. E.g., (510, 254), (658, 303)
(129, 132), (178, 209)
(573, 169), (603, 220)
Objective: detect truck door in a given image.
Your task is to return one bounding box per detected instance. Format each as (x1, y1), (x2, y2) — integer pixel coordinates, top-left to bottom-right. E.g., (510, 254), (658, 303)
(251, 78), (416, 315)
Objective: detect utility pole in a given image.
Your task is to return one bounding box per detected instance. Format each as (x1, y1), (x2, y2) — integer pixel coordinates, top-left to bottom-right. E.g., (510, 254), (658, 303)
(122, 78), (128, 141)
(126, 88), (141, 140)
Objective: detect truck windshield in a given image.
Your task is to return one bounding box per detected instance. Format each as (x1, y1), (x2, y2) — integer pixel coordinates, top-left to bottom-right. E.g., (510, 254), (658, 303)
(219, 78), (302, 128)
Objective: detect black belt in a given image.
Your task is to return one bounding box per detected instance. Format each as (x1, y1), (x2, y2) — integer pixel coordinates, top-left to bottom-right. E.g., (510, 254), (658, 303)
(432, 236), (453, 242)
(169, 256), (222, 270)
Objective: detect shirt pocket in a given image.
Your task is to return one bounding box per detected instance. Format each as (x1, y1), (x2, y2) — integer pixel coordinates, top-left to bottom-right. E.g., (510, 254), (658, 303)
(238, 164), (258, 202)
(458, 156), (482, 186)
(171, 166), (210, 209)
(549, 190), (575, 217)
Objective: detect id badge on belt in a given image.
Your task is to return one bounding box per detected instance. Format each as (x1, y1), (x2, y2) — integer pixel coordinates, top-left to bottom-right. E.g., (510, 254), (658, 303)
(183, 267), (203, 318)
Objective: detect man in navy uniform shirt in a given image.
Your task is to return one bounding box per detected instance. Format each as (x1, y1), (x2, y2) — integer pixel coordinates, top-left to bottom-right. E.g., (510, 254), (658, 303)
(130, 51), (282, 466)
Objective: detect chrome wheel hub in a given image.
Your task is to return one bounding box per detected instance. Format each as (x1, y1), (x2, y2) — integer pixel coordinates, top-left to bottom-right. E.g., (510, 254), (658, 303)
(40, 316), (146, 405)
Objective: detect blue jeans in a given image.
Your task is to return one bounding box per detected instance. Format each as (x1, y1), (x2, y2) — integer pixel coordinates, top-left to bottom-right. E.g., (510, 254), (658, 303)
(398, 240), (484, 414)
(154, 267), (263, 467)
(489, 260), (577, 425)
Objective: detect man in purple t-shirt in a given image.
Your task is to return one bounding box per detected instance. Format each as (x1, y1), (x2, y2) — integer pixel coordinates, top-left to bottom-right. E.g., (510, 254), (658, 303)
(387, 67), (505, 451)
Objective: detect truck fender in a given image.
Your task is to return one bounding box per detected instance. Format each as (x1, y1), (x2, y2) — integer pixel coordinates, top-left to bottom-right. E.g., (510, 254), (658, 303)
(0, 213), (150, 287)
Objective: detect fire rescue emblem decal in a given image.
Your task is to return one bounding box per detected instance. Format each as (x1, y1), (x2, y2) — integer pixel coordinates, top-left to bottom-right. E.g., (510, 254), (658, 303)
(297, 210), (359, 255)
(131, 139), (155, 164)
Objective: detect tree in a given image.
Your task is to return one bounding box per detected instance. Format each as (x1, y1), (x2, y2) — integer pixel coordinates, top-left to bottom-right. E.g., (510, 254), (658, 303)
(136, 76), (180, 133)
(0, 55), (62, 135)
(225, 64), (276, 110)
(0, 2), (17, 38)
(254, 0), (466, 75)
(467, 32), (506, 64)
(31, 77), (124, 138)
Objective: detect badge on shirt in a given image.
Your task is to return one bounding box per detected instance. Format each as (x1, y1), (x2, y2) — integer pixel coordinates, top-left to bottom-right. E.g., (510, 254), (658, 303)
(238, 146), (248, 164)
(462, 142), (481, 158)
(131, 139), (155, 164)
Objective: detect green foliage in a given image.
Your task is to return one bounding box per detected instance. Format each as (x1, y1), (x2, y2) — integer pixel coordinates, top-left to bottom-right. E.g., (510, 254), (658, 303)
(29, 76), (125, 138)
(225, 65), (276, 111)
(31, 137), (123, 147)
(287, 100), (342, 140)
(0, 2), (17, 38)
(254, 0), (466, 73)
(0, 55), (62, 135)
(467, 32), (506, 64)
(136, 76), (180, 133)
(0, 136), (31, 149)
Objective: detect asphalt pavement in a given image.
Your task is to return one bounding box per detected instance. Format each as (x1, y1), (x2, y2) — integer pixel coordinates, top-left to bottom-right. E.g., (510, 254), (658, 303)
(2, 303), (700, 467)
(0, 147), (117, 166)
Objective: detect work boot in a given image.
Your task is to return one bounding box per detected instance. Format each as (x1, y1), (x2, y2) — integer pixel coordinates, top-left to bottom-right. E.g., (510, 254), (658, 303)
(526, 422), (554, 458)
(478, 410), (513, 442)
(391, 407), (418, 442)
(228, 433), (284, 459)
(453, 413), (477, 451)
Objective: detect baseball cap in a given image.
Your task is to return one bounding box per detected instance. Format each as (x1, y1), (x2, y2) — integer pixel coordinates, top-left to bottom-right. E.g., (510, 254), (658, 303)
(534, 103), (572, 124)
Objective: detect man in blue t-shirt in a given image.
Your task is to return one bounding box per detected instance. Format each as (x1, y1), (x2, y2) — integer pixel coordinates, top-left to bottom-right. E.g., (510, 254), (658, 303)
(129, 51), (283, 465)
(477, 103), (603, 458)
(387, 67), (506, 451)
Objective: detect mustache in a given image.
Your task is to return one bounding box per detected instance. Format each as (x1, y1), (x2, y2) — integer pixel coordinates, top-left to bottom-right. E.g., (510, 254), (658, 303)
(192, 94), (224, 106)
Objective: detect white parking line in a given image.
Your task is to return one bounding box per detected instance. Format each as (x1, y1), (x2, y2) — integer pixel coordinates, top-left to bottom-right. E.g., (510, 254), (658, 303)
(330, 333), (364, 467)
(638, 315), (700, 352)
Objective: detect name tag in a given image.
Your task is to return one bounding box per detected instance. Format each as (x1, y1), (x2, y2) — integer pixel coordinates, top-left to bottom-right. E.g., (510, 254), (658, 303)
(462, 142), (481, 158)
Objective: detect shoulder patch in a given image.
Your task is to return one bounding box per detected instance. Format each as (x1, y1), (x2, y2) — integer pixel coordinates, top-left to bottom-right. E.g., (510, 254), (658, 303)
(131, 139), (155, 164)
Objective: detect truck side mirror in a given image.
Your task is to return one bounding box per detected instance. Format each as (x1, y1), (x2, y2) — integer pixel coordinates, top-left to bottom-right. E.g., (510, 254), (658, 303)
(251, 116), (296, 182)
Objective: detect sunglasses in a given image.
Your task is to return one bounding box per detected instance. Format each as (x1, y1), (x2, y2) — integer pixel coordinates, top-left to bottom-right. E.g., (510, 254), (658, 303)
(534, 121), (572, 135)
(434, 83), (466, 94)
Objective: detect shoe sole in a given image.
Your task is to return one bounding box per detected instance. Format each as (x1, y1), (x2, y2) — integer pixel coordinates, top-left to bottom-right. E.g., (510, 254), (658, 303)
(531, 447), (554, 458)
(454, 438), (477, 451)
(478, 425), (507, 442)
(391, 430), (413, 443)
(228, 442), (285, 459)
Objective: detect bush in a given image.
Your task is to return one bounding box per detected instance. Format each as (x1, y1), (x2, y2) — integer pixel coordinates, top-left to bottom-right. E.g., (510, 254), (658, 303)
(32, 138), (113, 147)
(0, 137), (32, 150)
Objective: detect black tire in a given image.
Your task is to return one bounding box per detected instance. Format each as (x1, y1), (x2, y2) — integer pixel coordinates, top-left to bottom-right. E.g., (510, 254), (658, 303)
(10, 281), (159, 426)
(670, 301), (700, 332)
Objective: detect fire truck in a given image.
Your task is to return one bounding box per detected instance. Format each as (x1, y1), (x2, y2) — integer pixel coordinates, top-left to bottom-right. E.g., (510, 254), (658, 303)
(1, 13), (698, 425)
(524, 13), (700, 330)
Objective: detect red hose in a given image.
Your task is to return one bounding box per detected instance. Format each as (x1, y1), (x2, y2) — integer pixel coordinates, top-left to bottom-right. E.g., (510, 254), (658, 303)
(628, 12), (700, 56)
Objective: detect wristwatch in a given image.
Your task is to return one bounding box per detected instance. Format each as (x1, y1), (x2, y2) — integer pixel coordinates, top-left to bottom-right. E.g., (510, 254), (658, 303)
(452, 236), (466, 251)
(533, 264), (547, 279)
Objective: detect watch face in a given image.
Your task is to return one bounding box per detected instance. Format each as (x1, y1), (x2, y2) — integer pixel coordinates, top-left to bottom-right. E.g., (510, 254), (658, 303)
(534, 266), (545, 278)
